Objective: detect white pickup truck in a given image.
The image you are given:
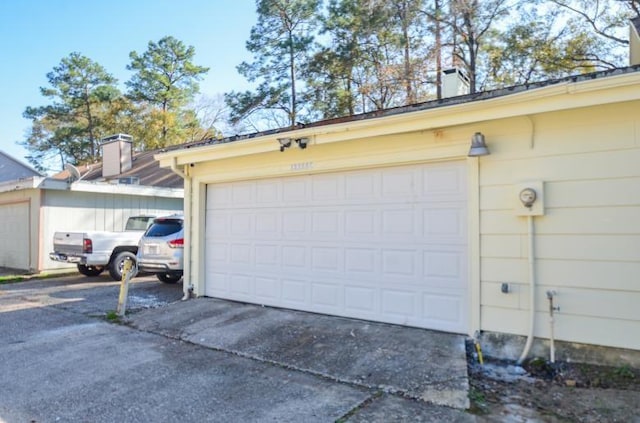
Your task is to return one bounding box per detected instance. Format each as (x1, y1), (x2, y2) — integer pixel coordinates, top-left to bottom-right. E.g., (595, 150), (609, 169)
(49, 215), (155, 280)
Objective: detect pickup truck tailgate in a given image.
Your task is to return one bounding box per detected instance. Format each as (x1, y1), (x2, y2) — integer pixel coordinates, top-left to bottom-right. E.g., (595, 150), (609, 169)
(53, 232), (86, 254)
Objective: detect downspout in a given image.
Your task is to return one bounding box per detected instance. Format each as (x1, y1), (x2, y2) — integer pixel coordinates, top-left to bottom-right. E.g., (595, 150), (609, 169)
(170, 157), (192, 301)
(170, 156), (186, 179)
(517, 215), (536, 365)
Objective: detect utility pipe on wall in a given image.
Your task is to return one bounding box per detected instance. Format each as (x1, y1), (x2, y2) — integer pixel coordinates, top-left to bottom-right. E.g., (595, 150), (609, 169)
(517, 215), (536, 365)
(546, 290), (558, 363)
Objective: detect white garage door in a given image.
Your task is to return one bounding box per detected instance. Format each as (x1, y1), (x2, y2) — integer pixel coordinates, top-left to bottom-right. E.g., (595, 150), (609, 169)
(205, 161), (468, 333)
(0, 202), (30, 270)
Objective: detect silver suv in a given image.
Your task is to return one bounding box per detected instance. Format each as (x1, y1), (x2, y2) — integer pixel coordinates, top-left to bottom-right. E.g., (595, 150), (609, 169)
(137, 215), (184, 283)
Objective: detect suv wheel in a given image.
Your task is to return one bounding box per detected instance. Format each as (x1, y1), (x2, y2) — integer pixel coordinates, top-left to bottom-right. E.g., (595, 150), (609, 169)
(157, 273), (182, 284)
(109, 251), (138, 281)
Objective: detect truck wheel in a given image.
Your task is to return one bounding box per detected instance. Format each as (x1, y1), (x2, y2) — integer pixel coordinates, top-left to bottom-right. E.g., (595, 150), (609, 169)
(108, 251), (138, 281)
(77, 264), (104, 277)
(156, 273), (182, 284)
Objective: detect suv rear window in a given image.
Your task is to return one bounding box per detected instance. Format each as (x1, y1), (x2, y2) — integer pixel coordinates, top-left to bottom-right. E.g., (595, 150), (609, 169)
(126, 216), (153, 231)
(145, 219), (183, 237)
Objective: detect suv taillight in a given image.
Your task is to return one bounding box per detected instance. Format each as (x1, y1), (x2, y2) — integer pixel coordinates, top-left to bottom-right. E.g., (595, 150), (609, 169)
(168, 238), (184, 248)
(83, 238), (93, 253)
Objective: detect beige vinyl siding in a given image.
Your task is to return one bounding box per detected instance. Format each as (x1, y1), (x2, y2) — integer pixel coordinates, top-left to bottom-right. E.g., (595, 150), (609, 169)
(479, 100), (640, 351)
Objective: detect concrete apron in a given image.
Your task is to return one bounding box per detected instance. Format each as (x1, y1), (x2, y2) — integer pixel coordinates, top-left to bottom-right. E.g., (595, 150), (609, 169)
(129, 297), (470, 409)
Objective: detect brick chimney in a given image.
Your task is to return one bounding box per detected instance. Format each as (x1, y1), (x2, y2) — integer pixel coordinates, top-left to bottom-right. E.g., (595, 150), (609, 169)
(101, 134), (133, 178)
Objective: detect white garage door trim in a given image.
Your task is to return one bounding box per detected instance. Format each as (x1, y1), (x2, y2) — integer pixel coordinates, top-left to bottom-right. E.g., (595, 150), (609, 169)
(205, 161), (469, 333)
(0, 202), (30, 270)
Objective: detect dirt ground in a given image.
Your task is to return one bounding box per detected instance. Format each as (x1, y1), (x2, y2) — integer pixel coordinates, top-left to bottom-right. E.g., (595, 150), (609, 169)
(466, 342), (640, 422)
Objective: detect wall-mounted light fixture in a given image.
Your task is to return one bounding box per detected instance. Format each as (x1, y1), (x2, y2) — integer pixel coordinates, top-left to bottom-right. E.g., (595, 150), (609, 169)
(468, 132), (490, 157)
(278, 138), (292, 152)
(295, 137), (309, 149)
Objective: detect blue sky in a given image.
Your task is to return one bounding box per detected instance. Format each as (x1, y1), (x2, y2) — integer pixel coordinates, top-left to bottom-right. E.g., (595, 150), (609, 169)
(0, 0), (257, 166)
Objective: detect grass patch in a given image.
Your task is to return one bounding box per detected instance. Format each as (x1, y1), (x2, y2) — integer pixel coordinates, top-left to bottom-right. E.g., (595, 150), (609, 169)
(612, 364), (635, 380)
(0, 270), (78, 285)
(467, 387), (490, 415)
(105, 310), (121, 322)
(0, 275), (27, 284)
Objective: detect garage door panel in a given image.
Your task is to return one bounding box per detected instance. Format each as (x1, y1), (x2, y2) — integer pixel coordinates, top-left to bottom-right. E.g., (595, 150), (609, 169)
(381, 249), (418, 277)
(345, 248), (377, 274)
(283, 211), (307, 236)
(423, 293), (465, 327)
(424, 207), (465, 238)
(345, 173), (378, 199)
(208, 271), (229, 294)
(423, 166), (466, 196)
(230, 274), (252, 296)
(282, 278), (308, 305)
(382, 169), (418, 198)
(282, 244), (307, 268)
(206, 161), (469, 333)
(283, 179), (307, 203)
(311, 282), (342, 308)
(424, 248), (466, 280)
(256, 181), (280, 204)
(255, 213), (280, 236)
(311, 211), (341, 236)
(0, 202), (30, 270)
(312, 174), (342, 201)
(255, 276), (280, 300)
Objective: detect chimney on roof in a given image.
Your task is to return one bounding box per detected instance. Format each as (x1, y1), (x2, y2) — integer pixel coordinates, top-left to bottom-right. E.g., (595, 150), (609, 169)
(630, 17), (640, 66)
(101, 134), (133, 178)
(442, 68), (470, 98)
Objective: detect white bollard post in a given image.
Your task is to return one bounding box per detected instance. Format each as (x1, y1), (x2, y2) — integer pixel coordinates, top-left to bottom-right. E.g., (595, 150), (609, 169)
(116, 258), (134, 317)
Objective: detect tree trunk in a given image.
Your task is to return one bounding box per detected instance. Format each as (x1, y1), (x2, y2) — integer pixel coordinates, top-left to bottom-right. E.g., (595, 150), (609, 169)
(434, 0), (442, 99)
(289, 30), (297, 127)
(401, 2), (414, 104)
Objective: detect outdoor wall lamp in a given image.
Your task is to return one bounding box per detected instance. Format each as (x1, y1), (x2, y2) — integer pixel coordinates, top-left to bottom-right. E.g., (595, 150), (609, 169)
(295, 137), (309, 149)
(468, 132), (490, 157)
(278, 137), (292, 152)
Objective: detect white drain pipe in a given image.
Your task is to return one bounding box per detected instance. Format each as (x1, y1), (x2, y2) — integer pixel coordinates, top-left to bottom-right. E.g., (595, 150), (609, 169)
(517, 215), (536, 365)
(170, 157), (192, 301)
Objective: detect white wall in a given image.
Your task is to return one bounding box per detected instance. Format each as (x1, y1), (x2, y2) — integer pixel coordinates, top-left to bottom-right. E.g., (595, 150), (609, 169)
(40, 190), (183, 270)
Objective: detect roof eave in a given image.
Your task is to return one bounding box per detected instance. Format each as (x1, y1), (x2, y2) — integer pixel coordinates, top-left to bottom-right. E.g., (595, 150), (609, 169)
(156, 70), (640, 168)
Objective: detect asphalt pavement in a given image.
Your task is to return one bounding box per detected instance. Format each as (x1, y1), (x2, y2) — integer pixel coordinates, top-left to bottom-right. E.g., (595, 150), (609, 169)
(0, 274), (474, 422)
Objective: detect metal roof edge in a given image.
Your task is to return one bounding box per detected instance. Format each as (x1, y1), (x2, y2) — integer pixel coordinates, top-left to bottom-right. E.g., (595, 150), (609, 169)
(0, 176), (184, 198)
(156, 65), (640, 164)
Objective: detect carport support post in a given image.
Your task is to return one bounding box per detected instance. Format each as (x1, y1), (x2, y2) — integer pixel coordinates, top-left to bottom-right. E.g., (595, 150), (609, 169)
(116, 258), (134, 317)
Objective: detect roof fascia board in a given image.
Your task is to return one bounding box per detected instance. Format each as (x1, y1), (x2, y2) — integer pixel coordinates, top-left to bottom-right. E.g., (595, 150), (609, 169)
(0, 176), (183, 198)
(68, 181), (184, 198)
(157, 72), (640, 167)
(0, 176), (44, 193)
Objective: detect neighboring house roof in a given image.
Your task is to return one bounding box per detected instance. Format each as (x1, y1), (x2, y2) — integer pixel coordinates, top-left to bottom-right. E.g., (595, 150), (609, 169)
(171, 65), (640, 153)
(0, 150), (41, 182)
(52, 147), (184, 189)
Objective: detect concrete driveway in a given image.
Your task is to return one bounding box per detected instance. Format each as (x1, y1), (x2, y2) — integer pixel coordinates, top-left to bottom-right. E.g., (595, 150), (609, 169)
(0, 274), (474, 422)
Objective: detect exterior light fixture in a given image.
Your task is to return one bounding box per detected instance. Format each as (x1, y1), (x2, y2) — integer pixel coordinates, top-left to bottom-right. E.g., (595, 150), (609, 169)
(278, 138), (292, 152)
(295, 137), (309, 149)
(468, 132), (490, 157)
